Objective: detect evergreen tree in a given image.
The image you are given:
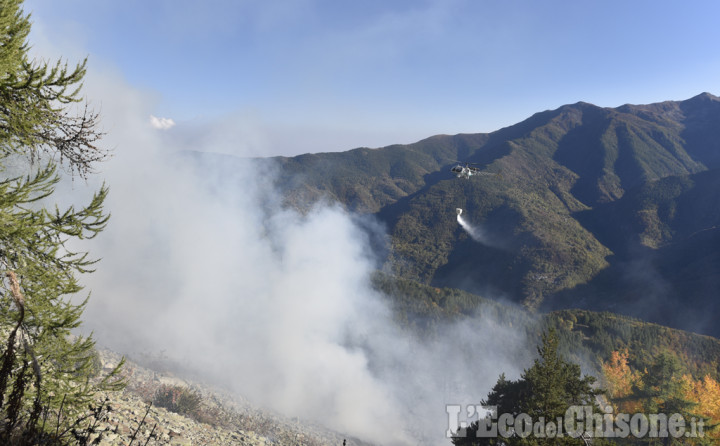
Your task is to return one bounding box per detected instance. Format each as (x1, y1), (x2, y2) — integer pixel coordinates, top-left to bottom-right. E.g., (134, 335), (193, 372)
(0, 0), (121, 442)
(0, 0), (107, 177)
(631, 354), (691, 415)
(619, 353), (712, 446)
(452, 329), (605, 446)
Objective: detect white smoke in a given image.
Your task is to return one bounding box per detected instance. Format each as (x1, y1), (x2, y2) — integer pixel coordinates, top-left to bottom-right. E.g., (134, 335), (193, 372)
(50, 67), (534, 446)
(17, 14), (539, 445)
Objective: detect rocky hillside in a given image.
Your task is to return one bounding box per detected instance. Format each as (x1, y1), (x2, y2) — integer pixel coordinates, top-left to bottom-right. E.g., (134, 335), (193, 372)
(87, 350), (365, 446)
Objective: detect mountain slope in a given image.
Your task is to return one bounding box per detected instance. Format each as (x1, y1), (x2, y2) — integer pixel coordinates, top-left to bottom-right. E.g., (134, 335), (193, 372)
(379, 94), (719, 310)
(267, 92), (720, 336)
(271, 133), (490, 213)
(553, 167), (720, 335)
(377, 275), (720, 380)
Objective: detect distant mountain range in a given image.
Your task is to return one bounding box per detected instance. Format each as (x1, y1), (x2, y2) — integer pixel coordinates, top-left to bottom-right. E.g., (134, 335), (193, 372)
(264, 92), (720, 337)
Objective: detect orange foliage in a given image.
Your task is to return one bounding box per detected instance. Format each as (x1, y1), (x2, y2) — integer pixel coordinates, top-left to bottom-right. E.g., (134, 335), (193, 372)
(602, 349), (633, 398)
(602, 350), (642, 413)
(683, 374), (720, 439)
(604, 350), (720, 440)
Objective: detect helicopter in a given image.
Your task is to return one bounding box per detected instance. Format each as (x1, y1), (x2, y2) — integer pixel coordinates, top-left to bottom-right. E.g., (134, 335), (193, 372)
(450, 162), (491, 179)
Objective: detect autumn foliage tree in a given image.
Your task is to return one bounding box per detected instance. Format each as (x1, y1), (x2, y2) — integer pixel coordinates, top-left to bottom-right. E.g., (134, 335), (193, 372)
(603, 350), (717, 444)
(602, 349), (642, 413)
(682, 374), (720, 440)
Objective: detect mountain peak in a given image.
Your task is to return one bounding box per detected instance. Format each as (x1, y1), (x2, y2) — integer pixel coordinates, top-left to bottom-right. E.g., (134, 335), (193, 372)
(684, 91), (719, 104)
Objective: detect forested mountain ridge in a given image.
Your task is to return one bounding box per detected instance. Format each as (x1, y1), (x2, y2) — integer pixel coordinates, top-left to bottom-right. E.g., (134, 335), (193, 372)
(375, 273), (720, 381)
(173, 95), (720, 444)
(273, 92), (719, 210)
(264, 92), (720, 337)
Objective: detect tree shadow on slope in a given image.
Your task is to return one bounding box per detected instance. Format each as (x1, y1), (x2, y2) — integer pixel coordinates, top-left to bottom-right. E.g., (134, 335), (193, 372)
(548, 228), (720, 338)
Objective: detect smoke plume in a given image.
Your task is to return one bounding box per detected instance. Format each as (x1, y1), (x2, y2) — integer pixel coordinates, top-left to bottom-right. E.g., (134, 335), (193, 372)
(55, 70), (534, 446)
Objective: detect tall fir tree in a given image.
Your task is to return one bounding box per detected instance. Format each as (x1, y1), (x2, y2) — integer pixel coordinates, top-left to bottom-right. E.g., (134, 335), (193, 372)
(452, 329), (606, 446)
(0, 0), (121, 442)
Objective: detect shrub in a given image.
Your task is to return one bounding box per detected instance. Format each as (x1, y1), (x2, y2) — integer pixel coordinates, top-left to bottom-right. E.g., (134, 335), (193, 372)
(153, 384), (202, 417)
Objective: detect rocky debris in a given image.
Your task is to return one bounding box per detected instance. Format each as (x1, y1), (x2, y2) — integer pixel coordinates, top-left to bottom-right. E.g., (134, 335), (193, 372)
(91, 349), (366, 446)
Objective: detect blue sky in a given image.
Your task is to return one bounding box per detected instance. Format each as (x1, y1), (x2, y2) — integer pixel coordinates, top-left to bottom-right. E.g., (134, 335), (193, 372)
(23, 0), (720, 156)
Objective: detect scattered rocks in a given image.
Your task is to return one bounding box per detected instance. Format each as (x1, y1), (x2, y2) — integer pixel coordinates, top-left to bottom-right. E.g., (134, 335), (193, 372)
(91, 349), (365, 446)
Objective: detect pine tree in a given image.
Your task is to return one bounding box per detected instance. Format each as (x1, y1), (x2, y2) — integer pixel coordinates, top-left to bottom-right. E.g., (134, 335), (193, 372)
(0, 0), (121, 442)
(452, 329), (606, 446)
